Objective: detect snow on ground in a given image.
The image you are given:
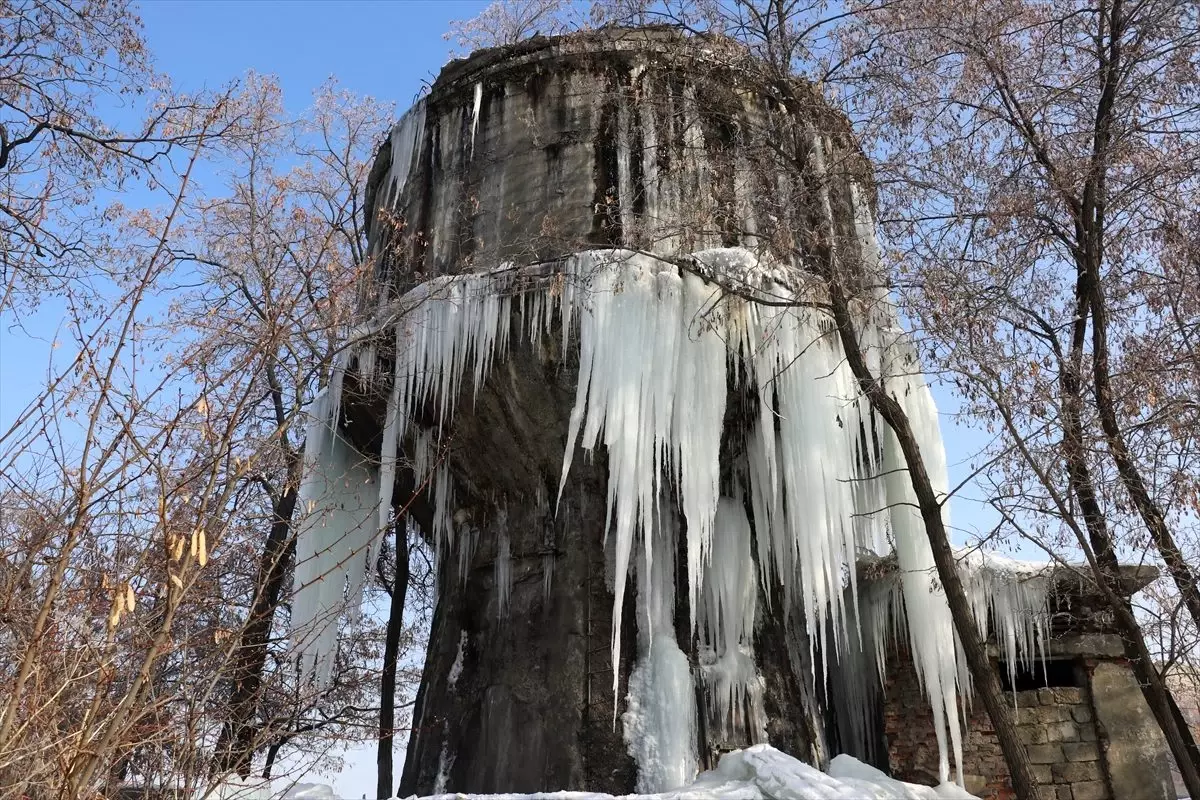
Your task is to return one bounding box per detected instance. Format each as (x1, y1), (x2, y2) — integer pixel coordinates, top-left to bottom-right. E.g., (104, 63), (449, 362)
(197, 778), (338, 799)
(400, 745), (977, 800)
(203, 744), (977, 800)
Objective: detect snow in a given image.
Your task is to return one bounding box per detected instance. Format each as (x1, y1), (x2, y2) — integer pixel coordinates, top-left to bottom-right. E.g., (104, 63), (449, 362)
(195, 778), (337, 799)
(397, 745), (978, 800)
(291, 243), (1044, 786)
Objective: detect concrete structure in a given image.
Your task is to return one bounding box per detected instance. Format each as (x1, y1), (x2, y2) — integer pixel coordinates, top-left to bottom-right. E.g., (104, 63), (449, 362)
(350, 28), (875, 796)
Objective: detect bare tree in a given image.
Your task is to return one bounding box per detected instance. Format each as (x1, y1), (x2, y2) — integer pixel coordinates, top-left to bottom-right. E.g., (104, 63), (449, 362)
(842, 0), (1200, 794)
(0, 59), (427, 795)
(445, 0), (597, 54)
(0, 0), (237, 313)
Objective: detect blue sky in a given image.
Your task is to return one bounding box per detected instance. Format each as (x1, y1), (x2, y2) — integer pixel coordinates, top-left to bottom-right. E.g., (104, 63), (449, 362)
(0, 2), (1007, 795)
(139, 1), (484, 112)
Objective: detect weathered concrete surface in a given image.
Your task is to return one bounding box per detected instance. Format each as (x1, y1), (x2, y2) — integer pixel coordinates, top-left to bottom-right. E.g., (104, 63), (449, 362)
(366, 27), (876, 295)
(1090, 662), (1173, 800)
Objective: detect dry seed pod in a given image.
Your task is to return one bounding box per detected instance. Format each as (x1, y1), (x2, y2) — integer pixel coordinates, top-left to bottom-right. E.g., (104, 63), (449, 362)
(125, 583), (136, 612)
(172, 536), (185, 562)
(189, 529), (199, 558)
(108, 607), (120, 628)
(197, 530), (208, 567)
(169, 573), (183, 590)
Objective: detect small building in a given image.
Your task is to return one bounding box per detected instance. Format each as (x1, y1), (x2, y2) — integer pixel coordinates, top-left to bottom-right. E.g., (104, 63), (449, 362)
(867, 562), (1175, 800)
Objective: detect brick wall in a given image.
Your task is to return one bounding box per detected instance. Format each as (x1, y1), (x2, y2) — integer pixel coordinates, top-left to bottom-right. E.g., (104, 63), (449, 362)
(883, 654), (1108, 800)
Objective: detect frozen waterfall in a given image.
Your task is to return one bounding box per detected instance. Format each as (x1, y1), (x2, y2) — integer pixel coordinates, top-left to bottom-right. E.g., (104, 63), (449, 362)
(287, 247), (1052, 788)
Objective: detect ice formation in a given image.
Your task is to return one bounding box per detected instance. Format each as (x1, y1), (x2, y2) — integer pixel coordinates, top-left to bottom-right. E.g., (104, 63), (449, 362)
(289, 245), (1052, 787)
(624, 505), (699, 792)
(290, 389), (381, 686)
(698, 498), (766, 741)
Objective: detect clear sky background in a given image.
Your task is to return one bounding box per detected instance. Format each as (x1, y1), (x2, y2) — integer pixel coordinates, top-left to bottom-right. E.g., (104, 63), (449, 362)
(0, 1), (1010, 796)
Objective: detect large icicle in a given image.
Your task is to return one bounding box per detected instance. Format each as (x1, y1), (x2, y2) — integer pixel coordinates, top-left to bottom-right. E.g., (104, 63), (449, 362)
(875, 332), (963, 785)
(390, 102), (426, 205)
(291, 390), (381, 686)
(624, 503), (699, 792)
(557, 252), (727, 703)
(698, 497), (767, 743)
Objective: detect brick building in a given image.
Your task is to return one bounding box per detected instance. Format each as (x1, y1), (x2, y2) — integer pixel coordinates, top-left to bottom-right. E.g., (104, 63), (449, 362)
(871, 565), (1175, 800)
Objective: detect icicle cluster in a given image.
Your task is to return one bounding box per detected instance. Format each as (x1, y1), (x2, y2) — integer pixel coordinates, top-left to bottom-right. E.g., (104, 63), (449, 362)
(290, 390), (381, 686)
(289, 244), (1041, 788)
(834, 545), (1054, 780)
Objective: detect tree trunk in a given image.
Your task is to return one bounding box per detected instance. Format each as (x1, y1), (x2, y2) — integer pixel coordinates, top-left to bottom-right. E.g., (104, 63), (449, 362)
(1058, 301), (1200, 797)
(827, 280), (1045, 800)
(378, 522), (411, 800)
(214, 452), (302, 775)
(1088, 279), (1200, 641)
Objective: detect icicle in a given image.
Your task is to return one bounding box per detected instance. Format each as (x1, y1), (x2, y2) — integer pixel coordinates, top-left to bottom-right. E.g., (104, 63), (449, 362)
(356, 341), (378, 390)
(876, 330), (963, 785)
(457, 522), (479, 587)
(290, 390), (381, 686)
(386, 101), (427, 212)
(616, 86), (634, 240)
(431, 463), (454, 562)
(624, 500), (698, 792)
(956, 549), (1053, 692)
(448, 630), (468, 688)
(470, 81), (483, 158)
(698, 497), (767, 743)
(376, 325), (405, 535)
(494, 511), (511, 619)
(556, 251), (727, 704)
